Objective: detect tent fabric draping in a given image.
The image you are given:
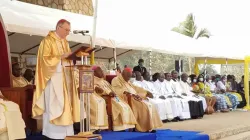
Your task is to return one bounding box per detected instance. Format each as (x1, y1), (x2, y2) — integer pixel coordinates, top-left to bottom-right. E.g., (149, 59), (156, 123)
(1, 1), (250, 110)
(2, 0), (250, 61)
(0, 0), (206, 61)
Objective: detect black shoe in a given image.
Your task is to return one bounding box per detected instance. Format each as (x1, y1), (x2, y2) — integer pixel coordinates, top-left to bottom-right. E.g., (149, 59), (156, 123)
(93, 130), (101, 134)
(150, 130), (157, 133)
(162, 119), (168, 123)
(171, 118), (178, 122)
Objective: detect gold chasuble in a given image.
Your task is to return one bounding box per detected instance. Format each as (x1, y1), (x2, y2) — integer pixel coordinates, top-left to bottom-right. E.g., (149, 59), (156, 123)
(94, 76), (136, 131)
(111, 75), (163, 132)
(12, 75), (30, 87)
(32, 31), (80, 125)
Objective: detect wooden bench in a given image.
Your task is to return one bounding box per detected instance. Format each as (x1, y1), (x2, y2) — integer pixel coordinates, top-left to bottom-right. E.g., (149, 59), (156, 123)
(0, 85), (37, 131)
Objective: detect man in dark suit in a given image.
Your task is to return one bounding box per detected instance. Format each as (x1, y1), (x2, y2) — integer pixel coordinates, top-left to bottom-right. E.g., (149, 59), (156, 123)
(133, 59), (147, 77)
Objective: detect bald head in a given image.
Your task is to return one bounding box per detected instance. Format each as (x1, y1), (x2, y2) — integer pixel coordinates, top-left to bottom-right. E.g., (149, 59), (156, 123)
(144, 72), (151, 81)
(12, 63), (22, 77)
(23, 69), (34, 82)
(93, 66), (105, 78)
(165, 72), (172, 81)
(171, 70), (178, 79)
(181, 73), (188, 82)
(158, 72), (165, 82)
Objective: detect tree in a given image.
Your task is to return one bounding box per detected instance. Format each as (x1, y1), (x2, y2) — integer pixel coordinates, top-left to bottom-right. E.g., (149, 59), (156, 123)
(172, 13), (211, 74)
(172, 13), (211, 39)
(199, 64), (218, 76)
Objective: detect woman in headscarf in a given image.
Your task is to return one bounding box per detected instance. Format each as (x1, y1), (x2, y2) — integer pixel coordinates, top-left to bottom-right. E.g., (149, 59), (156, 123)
(195, 74), (217, 114)
(217, 75), (239, 109)
(198, 75), (229, 112)
(228, 75), (246, 108)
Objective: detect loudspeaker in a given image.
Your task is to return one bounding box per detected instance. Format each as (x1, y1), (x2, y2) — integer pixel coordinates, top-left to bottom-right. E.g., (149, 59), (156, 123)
(175, 60), (183, 72)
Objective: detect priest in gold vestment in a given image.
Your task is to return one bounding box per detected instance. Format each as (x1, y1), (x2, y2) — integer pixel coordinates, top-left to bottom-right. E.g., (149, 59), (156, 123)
(93, 66), (137, 131)
(32, 19), (80, 139)
(11, 63), (31, 87)
(111, 68), (163, 132)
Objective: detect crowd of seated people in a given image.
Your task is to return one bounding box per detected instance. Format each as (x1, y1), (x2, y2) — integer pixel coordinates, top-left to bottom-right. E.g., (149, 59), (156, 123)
(131, 69), (247, 123)
(2, 61), (248, 137)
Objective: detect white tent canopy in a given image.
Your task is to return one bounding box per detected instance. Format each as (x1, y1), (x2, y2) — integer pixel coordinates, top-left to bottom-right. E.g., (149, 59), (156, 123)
(1, 0), (250, 63)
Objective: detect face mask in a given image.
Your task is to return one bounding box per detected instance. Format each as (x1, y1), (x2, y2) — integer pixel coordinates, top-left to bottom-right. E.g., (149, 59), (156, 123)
(199, 78), (204, 82)
(223, 79), (227, 82)
(193, 79), (197, 83)
(187, 78), (191, 84)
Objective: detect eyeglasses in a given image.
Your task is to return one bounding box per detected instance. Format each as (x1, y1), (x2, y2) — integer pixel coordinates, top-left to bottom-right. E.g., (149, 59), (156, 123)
(59, 26), (71, 32)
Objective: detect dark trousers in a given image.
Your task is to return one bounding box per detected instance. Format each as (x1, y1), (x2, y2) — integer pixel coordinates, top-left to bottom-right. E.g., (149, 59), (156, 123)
(188, 101), (204, 119)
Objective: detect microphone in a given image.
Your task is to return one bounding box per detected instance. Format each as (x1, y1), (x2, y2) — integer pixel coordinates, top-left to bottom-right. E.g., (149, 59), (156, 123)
(73, 30), (89, 35)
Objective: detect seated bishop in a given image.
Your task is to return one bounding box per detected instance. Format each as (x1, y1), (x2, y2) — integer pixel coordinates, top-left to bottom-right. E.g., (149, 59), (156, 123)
(0, 91), (26, 140)
(132, 71), (174, 121)
(75, 67), (108, 131)
(93, 66), (137, 131)
(111, 68), (163, 132)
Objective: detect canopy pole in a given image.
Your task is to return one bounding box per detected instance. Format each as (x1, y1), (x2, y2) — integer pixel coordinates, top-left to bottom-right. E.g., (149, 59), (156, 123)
(225, 58), (228, 75)
(149, 51), (152, 75)
(113, 48), (117, 68)
(244, 56), (250, 110)
(204, 58), (207, 77)
(90, 0), (98, 65)
(179, 58), (182, 74)
(203, 58), (207, 92)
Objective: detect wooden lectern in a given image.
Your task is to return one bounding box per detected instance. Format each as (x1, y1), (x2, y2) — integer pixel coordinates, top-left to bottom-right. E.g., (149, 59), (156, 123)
(65, 46), (101, 140)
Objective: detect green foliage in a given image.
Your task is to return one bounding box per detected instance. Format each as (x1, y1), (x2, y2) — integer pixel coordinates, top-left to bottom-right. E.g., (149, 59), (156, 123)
(172, 13), (210, 39)
(199, 64), (218, 75)
(196, 28), (211, 39)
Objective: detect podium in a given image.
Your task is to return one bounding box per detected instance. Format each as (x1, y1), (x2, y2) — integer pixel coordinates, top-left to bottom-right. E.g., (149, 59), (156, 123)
(65, 46), (101, 139)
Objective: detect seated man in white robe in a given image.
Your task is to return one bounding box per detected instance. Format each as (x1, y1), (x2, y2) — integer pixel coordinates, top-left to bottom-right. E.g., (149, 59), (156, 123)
(163, 72), (191, 120)
(170, 70), (204, 119)
(179, 73), (207, 110)
(133, 71), (174, 121)
(178, 72), (206, 118)
(0, 91), (26, 140)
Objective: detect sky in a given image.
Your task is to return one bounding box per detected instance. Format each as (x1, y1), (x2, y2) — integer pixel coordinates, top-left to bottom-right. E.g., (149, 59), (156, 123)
(94, 0), (250, 73)
(96, 0), (250, 38)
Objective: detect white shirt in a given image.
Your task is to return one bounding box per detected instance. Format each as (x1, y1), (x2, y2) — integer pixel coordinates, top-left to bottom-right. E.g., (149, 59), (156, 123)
(179, 80), (195, 96)
(170, 79), (183, 95)
(153, 80), (171, 97)
(133, 80), (160, 98)
(165, 80), (175, 94)
(217, 81), (226, 90)
(206, 82), (216, 91)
